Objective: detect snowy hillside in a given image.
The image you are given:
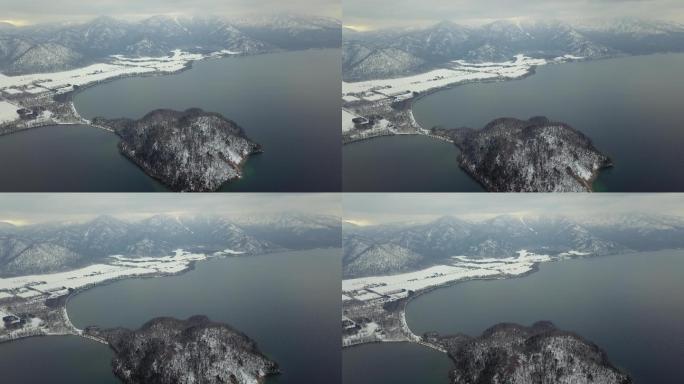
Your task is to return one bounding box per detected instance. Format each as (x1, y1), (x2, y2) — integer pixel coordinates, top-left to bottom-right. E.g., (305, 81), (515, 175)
(341, 212), (684, 278)
(0, 212), (341, 276)
(343, 18), (683, 80)
(0, 14), (341, 75)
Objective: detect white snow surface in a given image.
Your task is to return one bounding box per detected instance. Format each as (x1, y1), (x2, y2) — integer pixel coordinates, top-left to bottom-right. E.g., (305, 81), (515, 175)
(342, 109), (358, 132)
(0, 249), (212, 298)
(343, 250), (551, 301)
(0, 49), (238, 96)
(342, 54), (551, 101)
(0, 101), (19, 123)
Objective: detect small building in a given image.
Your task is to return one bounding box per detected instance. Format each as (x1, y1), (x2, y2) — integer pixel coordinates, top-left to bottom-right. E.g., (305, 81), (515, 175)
(352, 117), (369, 126)
(17, 108), (36, 119)
(2, 315), (20, 326)
(342, 319), (357, 330)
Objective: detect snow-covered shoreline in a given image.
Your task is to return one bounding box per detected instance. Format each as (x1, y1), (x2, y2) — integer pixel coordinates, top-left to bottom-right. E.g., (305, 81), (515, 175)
(342, 250), (553, 304)
(0, 248), (245, 343)
(341, 250), (590, 349)
(0, 49), (237, 96)
(342, 54), (560, 103)
(341, 54), (585, 141)
(0, 248), (244, 299)
(0, 49), (243, 134)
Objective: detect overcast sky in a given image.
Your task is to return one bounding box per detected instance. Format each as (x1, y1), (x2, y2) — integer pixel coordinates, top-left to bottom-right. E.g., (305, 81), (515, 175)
(0, 194), (340, 225)
(343, 0), (684, 30)
(0, 0), (339, 25)
(343, 193), (684, 225)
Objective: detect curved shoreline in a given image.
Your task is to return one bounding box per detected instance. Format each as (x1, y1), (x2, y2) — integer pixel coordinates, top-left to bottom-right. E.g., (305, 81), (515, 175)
(342, 54), (630, 147)
(342, 61), (545, 146)
(342, 259), (550, 354)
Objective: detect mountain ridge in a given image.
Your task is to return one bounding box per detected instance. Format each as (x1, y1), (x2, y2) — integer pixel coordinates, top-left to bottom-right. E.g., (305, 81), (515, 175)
(0, 14), (341, 75)
(343, 213), (684, 277)
(343, 18), (684, 81)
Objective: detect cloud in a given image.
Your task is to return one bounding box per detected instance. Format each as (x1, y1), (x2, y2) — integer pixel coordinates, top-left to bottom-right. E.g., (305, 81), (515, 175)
(1, 0), (340, 24)
(0, 193), (340, 224)
(343, 193), (684, 225)
(343, 0), (684, 29)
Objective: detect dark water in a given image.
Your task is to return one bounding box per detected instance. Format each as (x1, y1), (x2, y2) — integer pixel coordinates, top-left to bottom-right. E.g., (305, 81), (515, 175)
(0, 125), (164, 191)
(343, 135), (482, 192)
(0, 249), (341, 383)
(0, 336), (118, 384)
(405, 250), (684, 384)
(74, 49), (341, 192)
(343, 342), (453, 384)
(412, 53), (684, 191)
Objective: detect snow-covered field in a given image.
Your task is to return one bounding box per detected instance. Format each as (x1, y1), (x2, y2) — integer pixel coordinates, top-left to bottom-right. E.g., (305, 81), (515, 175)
(342, 109), (358, 132)
(0, 49), (236, 96)
(342, 250), (552, 302)
(0, 100), (19, 123)
(0, 248), (242, 300)
(342, 55), (554, 102)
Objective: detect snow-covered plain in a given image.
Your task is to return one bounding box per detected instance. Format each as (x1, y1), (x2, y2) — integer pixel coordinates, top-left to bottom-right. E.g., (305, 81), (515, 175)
(0, 49), (236, 96)
(0, 101), (19, 123)
(342, 250), (552, 302)
(342, 55), (553, 102)
(342, 109), (357, 132)
(0, 248), (242, 300)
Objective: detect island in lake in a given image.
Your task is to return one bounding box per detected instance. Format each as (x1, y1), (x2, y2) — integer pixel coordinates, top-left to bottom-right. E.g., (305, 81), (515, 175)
(431, 116), (612, 192)
(342, 18), (684, 191)
(0, 210), (341, 383)
(342, 209), (684, 383)
(431, 321), (631, 384)
(85, 316), (279, 384)
(93, 108), (262, 192)
(0, 14), (341, 190)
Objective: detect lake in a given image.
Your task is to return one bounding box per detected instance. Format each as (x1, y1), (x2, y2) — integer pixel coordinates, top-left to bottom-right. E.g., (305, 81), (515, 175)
(345, 53), (684, 191)
(404, 250), (684, 383)
(0, 248), (341, 384)
(343, 342), (453, 384)
(0, 49), (341, 192)
(0, 125), (165, 191)
(342, 135), (482, 192)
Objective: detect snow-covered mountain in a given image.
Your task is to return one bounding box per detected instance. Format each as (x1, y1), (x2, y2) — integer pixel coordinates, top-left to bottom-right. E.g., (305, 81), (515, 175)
(0, 14), (341, 75)
(0, 212), (341, 276)
(343, 18), (682, 81)
(582, 213), (684, 251)
(342, 213), (683, 278)
(232, 14), (341, 50)
(577, 18), (684, 55)
(235, 212), (341, 249)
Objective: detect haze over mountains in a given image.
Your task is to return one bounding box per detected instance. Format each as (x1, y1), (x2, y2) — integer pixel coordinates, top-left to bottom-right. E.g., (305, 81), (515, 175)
(0, 14), (341, 74)
(342, 18), (684, 80)
(0, 212), (341, 276)
(343, 213), (684, 277)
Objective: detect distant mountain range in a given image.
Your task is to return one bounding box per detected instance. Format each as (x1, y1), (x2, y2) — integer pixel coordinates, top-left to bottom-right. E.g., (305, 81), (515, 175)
(343, 18), (684, 80)
(343, 213), (684, 277)
(0, 212), (341, 276)
(0, 14), (341, 75)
